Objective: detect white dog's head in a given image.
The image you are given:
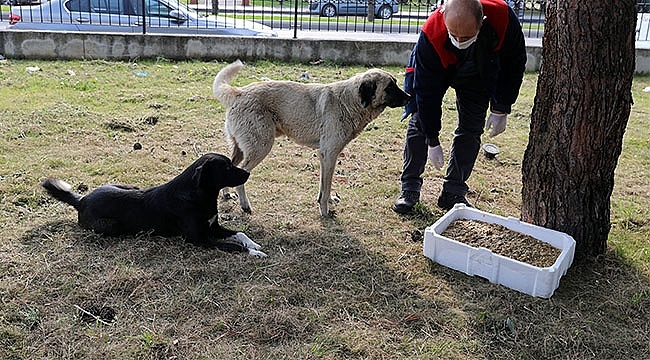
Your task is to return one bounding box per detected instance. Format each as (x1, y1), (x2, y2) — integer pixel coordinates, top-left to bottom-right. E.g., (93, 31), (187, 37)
(358, 69), (411, 110)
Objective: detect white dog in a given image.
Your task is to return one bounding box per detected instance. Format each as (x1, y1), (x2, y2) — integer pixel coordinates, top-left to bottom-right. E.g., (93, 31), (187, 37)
(213, 60), (410, 217)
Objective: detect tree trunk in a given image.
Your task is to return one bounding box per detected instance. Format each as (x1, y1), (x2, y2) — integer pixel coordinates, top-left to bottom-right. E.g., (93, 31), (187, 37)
(521, 0), (637, 257)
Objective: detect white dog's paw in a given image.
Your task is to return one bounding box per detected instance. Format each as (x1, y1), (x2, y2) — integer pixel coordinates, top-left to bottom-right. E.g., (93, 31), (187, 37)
(247, 248), (268, 258)
(235, 232), (262, 250)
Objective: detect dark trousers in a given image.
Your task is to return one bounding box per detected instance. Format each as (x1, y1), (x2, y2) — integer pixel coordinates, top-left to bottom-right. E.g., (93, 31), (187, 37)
(400, 64), (489, 196)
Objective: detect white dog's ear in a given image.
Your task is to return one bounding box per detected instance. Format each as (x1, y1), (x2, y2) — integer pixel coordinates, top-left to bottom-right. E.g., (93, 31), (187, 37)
(359, 80), (377, 108)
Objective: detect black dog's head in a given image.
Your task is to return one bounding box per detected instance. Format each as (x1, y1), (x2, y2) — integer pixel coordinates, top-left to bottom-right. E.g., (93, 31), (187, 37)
(192, 153), (249, 192)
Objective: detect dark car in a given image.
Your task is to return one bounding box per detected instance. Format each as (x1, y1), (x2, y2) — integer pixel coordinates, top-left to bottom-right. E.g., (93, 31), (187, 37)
(506, 0), (524, 19)
(640, 0), (650, 13)
(309, 0), (400, 19)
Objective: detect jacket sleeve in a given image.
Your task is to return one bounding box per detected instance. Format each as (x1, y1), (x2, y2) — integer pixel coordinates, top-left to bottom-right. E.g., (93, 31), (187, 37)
(401, 47), (417, 121)
(413, 32), (448, 147)
(491, 7), (527, 114)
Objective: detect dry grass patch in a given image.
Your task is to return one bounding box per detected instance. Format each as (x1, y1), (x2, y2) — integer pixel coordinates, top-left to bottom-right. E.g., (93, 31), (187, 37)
(1, 60), (649, 359)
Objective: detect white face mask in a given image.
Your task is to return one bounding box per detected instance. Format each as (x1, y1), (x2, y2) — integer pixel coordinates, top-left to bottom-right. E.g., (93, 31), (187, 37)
(448, 32), (478, 50)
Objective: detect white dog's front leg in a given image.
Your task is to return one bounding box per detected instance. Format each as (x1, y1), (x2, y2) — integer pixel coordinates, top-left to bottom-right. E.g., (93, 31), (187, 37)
(318, 149), (339, 217)
(235, 184), (252, 214)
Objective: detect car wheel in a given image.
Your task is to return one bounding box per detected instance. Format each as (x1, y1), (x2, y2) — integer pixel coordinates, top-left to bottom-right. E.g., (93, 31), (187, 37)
(377, 5), (392, 19)
(321, 4), (336, 17)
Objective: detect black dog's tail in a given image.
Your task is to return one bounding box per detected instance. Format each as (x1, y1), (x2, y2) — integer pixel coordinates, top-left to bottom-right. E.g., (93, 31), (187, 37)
(41, 178), (83, 210)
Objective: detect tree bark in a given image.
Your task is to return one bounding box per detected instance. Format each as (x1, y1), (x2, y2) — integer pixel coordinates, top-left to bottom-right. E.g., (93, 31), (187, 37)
(521, 0), (637, 257)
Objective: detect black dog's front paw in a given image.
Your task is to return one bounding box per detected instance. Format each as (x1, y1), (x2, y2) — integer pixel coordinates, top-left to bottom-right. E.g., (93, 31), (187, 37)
(222, 192), (238, 201)
(247, 248), (268, 258)
(226, 233), (266, 257)
(189, 238), (246, 253)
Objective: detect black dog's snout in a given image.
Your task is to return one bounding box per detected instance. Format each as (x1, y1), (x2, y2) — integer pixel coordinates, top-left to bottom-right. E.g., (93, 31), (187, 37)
(229, 166), (250, 187)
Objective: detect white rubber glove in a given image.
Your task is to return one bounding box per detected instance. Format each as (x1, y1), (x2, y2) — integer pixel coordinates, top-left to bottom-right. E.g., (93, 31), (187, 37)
(428, 145), (444, 170)
(485, 112), (507, 137)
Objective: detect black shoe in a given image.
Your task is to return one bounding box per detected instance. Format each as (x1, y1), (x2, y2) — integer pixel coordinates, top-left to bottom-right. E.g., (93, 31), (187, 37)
(437, 191), (472, 211)
(392, 190), (420, 214)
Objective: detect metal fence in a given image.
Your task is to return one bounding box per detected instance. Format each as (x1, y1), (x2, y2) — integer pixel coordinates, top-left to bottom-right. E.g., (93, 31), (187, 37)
(213, 0), (648, 40)
(2, 0), (649, 41)
(199, 0), (548, 37)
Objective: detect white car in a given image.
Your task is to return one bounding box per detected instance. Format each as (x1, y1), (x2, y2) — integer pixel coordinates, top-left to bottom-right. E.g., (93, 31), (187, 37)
(8, 0), (277, 36)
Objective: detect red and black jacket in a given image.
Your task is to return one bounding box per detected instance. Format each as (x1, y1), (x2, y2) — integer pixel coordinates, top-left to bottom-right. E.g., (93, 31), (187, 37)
(403, 0), (526, 147)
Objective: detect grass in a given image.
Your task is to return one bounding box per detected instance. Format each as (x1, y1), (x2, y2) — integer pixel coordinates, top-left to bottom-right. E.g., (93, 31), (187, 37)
(0, 59), (649, 359)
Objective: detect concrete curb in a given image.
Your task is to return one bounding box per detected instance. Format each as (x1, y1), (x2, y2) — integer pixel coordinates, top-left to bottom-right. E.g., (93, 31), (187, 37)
(0, 29), (649, 74)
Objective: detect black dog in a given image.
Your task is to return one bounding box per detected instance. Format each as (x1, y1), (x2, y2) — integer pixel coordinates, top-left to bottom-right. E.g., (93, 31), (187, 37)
(41, 153), (266, 257)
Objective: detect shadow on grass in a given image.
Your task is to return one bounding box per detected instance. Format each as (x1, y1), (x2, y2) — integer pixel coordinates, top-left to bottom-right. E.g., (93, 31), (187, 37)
(384, 202), (650, 358)
(14, 212), (649, 358)
(424, 241), (650, 358)
(8, 217), (462, 358)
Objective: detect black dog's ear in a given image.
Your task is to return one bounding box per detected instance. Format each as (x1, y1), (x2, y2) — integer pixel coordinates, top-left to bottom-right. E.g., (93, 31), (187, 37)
(359, 79), (377, 109)
(192, 164), (204, 188)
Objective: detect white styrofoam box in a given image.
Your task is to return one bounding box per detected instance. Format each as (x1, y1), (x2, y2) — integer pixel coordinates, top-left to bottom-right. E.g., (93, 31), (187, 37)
(423, 204), (575, 298)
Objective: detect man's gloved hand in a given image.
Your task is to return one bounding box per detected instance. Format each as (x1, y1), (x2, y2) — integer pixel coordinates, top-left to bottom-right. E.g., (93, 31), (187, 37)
(485, 112), (507, 137)
(428, 145), (444, 170)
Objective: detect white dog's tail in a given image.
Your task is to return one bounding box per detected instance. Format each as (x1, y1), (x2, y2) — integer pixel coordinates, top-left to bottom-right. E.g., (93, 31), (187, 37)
(213, 60), (244, 107)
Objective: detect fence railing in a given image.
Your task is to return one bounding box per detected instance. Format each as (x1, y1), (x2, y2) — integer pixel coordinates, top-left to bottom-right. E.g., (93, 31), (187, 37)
(1, 0), (649, 41)
(194, 0), (548, 38)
